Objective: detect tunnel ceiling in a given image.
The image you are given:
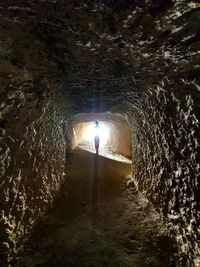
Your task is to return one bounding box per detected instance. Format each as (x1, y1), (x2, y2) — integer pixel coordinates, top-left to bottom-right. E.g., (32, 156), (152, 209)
(1, 0), (199, 113)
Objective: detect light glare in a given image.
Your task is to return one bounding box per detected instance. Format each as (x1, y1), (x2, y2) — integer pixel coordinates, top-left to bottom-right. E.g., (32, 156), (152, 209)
(82, 123), (109, 146)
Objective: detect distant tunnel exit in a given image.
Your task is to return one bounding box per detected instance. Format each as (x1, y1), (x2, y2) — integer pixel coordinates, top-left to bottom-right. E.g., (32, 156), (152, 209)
(67, 112), (132, 162)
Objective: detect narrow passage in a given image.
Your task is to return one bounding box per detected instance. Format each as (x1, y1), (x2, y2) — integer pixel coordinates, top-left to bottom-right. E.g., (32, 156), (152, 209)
(16, 148), (177, 267)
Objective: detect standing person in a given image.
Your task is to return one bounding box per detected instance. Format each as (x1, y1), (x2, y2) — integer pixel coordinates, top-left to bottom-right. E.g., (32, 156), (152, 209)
(94, 120), (100, 155)
(95, 120), (99, 129)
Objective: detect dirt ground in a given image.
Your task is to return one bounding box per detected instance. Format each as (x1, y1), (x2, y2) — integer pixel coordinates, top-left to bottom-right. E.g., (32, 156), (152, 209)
(15, 147), (178, 267)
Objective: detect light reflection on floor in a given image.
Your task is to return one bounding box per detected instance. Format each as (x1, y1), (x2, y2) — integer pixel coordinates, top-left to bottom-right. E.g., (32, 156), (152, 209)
(77, 140), (132, 164)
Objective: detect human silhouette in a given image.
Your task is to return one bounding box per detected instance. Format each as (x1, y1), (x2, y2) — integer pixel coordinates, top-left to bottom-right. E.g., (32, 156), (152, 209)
(94, 121), (100, 155)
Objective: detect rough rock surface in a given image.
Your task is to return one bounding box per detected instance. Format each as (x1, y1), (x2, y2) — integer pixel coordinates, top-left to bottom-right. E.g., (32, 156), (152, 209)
(0, 79), (72, 263)
(16, 148), (178, 267)
(0, 0), (200, 265)
(0, 5), (73, 262)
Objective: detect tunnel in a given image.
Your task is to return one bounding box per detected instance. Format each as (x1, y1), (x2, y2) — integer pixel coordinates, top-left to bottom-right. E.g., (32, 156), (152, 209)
(67, 112), (132, 159)
(0, 1), (200, 266)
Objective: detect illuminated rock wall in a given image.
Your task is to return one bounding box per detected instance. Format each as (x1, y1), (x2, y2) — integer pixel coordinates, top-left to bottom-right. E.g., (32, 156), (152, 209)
(128, 80), (200, 264)
(0, 80), (71, 263)
(0, 9), (72, 262)
(125, 3), (200, 263)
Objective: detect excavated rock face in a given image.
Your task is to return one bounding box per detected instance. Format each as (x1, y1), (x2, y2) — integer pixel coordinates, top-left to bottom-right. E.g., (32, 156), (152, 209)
(0, 0), (199, 265)
(126, 2), (200, 265)
(0, 75), (72, 262)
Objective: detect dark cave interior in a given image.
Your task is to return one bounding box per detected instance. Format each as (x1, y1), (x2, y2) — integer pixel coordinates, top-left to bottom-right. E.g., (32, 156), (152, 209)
(0, 1), (200, 266)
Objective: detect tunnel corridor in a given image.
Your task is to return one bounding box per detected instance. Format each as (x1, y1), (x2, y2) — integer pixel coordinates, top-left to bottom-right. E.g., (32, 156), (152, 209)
(0, 0), (200, 266)
(16, 147), (176, 267)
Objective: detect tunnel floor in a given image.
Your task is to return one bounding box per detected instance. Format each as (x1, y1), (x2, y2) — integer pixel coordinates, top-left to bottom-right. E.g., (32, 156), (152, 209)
(78, 140), (132, 163)
(16, 148), (177, 267)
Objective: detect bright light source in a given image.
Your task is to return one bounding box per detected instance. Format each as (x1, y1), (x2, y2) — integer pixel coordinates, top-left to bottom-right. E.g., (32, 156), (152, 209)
(82, 122), (110, 146)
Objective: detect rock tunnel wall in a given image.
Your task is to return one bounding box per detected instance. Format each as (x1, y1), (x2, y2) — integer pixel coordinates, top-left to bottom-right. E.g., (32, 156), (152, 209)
(125, 3), (200, 264)
(0, 80), (71, 262)
(128, 79), (200, 264)
(0, 8), (73, 262)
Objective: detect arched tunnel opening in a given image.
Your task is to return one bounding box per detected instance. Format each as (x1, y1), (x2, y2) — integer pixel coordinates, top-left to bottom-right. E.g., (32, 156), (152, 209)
(0, 1), (200, 267)
(67, 112), (132, 162)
